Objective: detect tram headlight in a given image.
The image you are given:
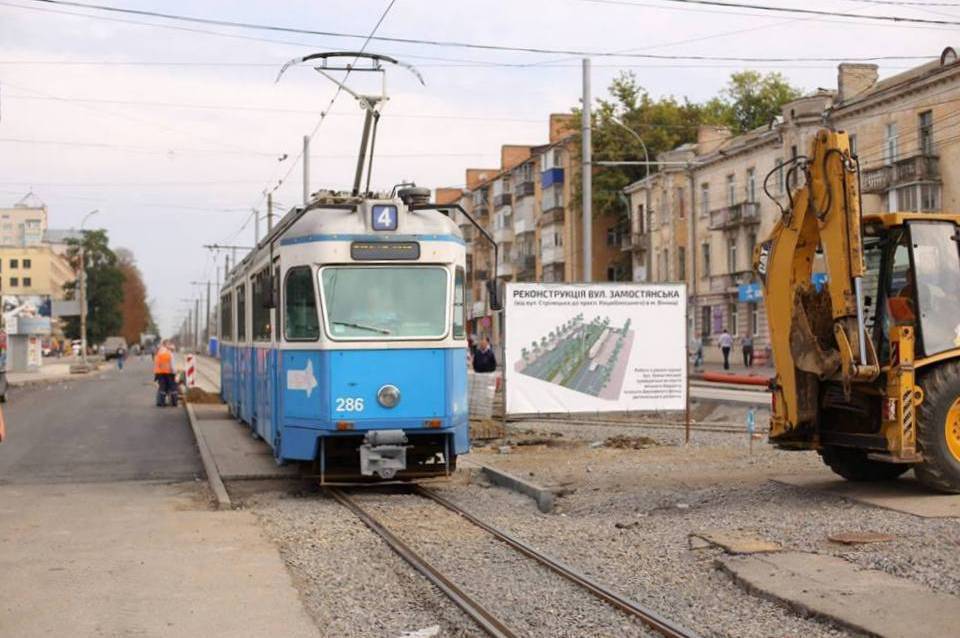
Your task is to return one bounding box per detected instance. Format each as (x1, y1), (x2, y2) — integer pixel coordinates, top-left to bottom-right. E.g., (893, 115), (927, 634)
(377, 384), (401, 408)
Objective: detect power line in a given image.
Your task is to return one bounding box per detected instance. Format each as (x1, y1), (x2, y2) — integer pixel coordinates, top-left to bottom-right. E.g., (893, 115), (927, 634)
(580, 0), (960, 26)
(12, 0), (941, 62)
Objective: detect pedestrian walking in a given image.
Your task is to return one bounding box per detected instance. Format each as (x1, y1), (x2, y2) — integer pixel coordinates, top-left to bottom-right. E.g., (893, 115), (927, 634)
(741, 334), (754, 368)
(472, 337), (497, 373)
(719, 329), (734, 370)
(689, 334), (703, 369)
(116, 346), (126, 370)
(0, 403), (6, 443)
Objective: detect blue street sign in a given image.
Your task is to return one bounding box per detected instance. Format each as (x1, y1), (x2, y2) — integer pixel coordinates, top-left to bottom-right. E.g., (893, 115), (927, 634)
(738, 283), (763, 303)
(812, 272), (828, 292)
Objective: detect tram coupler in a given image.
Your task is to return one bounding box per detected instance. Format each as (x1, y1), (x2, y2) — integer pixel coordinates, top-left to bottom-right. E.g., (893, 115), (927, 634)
(359, 429), (409, 479)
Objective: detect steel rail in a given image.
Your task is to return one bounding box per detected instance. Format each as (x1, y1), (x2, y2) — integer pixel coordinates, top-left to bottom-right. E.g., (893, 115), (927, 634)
(416, 486), (702, 638)
(326, 488), (519, 638)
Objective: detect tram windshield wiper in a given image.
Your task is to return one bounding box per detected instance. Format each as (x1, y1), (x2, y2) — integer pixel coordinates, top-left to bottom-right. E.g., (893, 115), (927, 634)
(331, 320), (392, 335)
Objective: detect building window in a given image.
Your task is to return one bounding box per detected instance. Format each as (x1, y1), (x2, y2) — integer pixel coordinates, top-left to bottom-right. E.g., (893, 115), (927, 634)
(9, 277), (17, 287)
(700, 183), (709, 217)
(729, 303), (739, 336)
(22, 277), (31, 287)
(663, 248), (670, 281)
(750, 303), (760, 335)
(746, 168), (756, 203)
(726, 174), (736, 206)
(676, 187), (685, 218)
(607, 266), (616, 281)
(775, 157), (785, 194)
(921, 183), (940, 211)
(919, 111), (934, 156)
(702, 242), (711, 278)
(606, 227), (618, 248)
(728, 238), (738, 273)
(848, 134), (858, 157)
(678, 246), (686, 281)
(701, 305), (712, 337)
(897, 185), (918, 211)
(22, 259), (31, 269)
(636, 203), (645, 233)
(885, 123), (899, 165)
(9, 259), (17, 269)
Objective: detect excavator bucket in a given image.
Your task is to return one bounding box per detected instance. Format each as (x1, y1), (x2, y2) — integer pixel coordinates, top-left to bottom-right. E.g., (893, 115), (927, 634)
(790, 284), (841, 377)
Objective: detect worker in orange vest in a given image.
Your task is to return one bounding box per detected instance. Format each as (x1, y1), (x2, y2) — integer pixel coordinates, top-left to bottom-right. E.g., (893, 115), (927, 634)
(154, 341), (178, 407)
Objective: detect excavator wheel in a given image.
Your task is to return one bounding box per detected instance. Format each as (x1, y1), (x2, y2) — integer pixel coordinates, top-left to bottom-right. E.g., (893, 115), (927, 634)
(915, 362), (960, 493)
(818, 447), (910, 482)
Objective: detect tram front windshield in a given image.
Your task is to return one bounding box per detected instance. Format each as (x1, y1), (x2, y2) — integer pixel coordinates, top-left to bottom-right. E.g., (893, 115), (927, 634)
(320, 266), (448, 339)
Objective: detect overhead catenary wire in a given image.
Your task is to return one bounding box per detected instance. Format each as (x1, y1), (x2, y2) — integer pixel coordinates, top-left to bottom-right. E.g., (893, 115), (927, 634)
(9, 0), (945, 61)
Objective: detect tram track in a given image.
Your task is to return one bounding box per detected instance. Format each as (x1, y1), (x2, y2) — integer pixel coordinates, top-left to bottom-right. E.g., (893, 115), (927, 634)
(327, 486), (701, 638)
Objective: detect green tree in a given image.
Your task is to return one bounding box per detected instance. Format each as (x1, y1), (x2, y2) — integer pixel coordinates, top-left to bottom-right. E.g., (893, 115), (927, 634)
(706, 71), (802, 133)
(63, 229), (124, 345)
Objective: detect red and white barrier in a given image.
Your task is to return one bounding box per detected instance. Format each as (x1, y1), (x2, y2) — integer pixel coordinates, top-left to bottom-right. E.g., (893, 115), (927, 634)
(185, 354), (196, 388)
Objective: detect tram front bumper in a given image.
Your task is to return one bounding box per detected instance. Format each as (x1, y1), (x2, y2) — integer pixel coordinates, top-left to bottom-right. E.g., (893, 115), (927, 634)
(358, 429), (408, 479)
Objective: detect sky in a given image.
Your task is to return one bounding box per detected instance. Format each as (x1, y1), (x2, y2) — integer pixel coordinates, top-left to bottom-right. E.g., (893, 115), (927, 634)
(0, 0), (949, 335)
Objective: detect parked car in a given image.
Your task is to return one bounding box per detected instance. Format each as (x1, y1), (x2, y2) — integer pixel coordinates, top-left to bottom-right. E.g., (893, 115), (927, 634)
(101, 336), (128, 360)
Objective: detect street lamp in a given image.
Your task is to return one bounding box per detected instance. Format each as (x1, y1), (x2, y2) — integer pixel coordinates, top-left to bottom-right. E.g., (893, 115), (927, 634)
(78, 209), (99, 369)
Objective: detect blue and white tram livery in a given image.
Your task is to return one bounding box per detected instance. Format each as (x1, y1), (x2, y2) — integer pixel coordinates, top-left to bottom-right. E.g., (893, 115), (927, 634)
(218, 188), (496, 481)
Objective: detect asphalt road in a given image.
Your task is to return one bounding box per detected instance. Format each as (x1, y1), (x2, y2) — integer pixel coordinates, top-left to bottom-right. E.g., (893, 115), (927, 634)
(0, 357), (201, 484)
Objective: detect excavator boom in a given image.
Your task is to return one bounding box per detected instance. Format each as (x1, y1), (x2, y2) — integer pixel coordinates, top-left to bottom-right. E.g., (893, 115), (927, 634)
(755, 129), (880, 439)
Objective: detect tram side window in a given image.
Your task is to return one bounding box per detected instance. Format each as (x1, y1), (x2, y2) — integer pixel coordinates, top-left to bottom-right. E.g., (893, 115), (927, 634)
(237, 284), (246, 342)
(285, 266), (319, 340)
(453, 266), (465, 339)
(221, 292), (233, 340)
(252, 269), (273, 341)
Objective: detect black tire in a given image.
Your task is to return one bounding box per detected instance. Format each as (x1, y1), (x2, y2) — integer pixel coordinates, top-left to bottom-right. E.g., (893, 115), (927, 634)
(819, 446), (910, 482)
(915, 362), (960, 493)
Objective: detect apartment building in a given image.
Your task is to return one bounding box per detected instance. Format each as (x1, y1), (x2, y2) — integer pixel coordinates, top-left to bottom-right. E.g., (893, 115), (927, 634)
(623, 48), (960, 364)
(0, 192), (48, 247)
(0, 244), (74, 299)
(439, 114), (628, 349)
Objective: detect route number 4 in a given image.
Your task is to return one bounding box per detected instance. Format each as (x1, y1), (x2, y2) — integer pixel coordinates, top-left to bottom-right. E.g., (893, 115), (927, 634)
(372, 205), (398, 231)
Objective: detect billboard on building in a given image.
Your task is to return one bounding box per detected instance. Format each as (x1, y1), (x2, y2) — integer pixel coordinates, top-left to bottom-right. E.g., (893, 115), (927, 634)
(504, 283), (687, 414)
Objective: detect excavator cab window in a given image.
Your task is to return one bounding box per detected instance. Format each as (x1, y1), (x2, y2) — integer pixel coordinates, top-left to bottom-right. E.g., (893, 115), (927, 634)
(908, 221), (960, 356)
(870, 229), (914, 363)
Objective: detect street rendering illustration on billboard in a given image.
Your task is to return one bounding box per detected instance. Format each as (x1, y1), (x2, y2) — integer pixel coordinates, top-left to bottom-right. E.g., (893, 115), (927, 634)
(504, 283), (687, 414)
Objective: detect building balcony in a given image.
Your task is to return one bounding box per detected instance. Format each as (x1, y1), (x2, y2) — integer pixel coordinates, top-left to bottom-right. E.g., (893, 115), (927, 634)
(539, 207), (564, 226)
(514, 180), (535, 198)
(494, 226), (514, 244)
(632, 232), (650, 253)
(541, 167), (564, 189)
(493, 193), (513, 209)
(513, 217), (534, 235)
(708, 270), (753, 293)
(862, 153), (940, 194)
(471, 300), (485, 319)
(708, 202), (761, 231)
(496, 262), (515, 279)
(542, 245), (564, 265)
(620, 232), (634, 252)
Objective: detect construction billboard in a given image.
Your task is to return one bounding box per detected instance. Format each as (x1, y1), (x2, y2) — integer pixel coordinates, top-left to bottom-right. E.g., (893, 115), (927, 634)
(504, 282), (687, 415)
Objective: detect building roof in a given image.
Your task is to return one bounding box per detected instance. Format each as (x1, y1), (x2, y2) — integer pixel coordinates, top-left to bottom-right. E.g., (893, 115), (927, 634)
(43, 229), (83, 244)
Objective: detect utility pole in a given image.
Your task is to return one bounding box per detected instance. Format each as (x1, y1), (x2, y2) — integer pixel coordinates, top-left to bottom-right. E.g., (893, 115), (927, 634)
(194, 298), (200, 352)
(303, 135), (310, 205)
(254, 208), (260, 246)
(77, 209), (99, 371)
(581, 58), (592, 282)
(267, 192), (274, 232)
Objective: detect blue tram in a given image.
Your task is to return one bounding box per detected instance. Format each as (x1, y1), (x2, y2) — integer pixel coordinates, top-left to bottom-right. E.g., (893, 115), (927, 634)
(218, 188), (487, 481)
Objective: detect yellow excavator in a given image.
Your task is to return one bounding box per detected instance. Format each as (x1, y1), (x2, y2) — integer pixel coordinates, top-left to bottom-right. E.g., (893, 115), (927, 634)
(756, 129), (960, 492)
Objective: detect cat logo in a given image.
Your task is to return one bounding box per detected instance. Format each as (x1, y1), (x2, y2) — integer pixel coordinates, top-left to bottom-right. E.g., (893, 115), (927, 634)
(756, 241), (772, 284)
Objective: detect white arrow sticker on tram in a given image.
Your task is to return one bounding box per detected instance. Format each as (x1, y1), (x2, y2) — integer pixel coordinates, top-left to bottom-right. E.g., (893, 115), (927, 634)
(287, 359), (318, 397)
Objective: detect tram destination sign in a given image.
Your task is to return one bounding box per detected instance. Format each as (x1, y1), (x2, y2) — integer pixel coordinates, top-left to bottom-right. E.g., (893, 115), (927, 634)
(350, 241), (421, 261)
(504, 282), (687, 415)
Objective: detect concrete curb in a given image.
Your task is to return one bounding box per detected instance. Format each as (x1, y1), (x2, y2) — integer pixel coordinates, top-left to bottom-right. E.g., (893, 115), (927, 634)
(184, 402), (232, 510)
(477, 463), (555, 513)
(8, 366), (106, 389)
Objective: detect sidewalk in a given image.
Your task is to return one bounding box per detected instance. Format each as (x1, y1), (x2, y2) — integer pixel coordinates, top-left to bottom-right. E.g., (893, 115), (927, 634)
(0, 481), (319, 638)
(694, 360), (773, 379)
(6, 359), (103, 386)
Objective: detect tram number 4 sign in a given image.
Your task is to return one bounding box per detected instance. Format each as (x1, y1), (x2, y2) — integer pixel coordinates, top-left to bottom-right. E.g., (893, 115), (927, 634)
(372, 204), (398, 231)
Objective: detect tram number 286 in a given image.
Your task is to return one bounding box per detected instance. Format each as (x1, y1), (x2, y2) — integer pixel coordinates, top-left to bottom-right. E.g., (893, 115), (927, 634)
(335, 397), (365, 412)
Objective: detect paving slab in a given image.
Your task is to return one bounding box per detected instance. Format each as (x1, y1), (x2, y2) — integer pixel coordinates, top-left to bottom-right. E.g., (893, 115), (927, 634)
(718, 551), (960, 638)
(191, 403), (299, 481)
(773, 473), (960, 518)
(690, 529), (781, 554)
(0, 481), (320, 638)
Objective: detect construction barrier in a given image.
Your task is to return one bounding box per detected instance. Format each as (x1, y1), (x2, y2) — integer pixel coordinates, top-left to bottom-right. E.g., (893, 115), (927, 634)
(185, 354), (196, 388)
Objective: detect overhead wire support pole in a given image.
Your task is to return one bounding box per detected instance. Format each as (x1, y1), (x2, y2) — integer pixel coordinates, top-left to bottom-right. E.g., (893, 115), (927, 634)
(581, 58), (592, 282)
(303, 135), (310, 205)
